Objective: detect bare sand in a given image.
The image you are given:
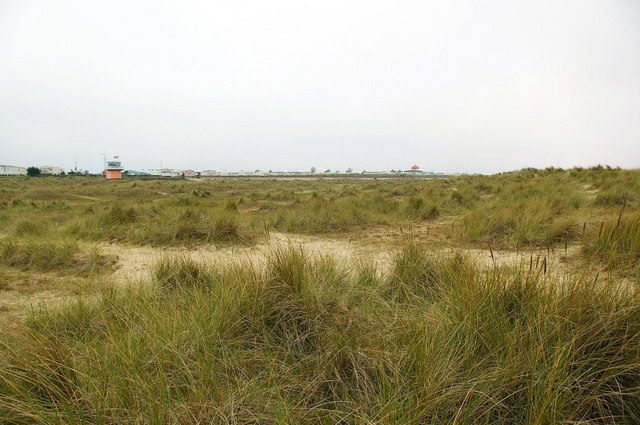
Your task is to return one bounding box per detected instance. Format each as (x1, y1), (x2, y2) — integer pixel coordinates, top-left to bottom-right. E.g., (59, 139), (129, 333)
(0, 228), (594, 323)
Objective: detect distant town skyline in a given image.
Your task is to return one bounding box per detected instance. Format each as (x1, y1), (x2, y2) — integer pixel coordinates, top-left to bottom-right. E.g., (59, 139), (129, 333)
(1, 0), (639, 174)
(0, 160), (467, 177)
(0, 159), (449, 176)
(2, 156), (635, 177)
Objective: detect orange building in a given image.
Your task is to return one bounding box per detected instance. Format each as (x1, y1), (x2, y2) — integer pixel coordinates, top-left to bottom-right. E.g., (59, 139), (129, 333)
(105, 169), (121, 179)
(105, 157), (123, 179)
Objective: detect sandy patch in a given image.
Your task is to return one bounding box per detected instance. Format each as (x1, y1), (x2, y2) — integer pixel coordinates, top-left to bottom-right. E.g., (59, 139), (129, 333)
(0, 228), (602, 322)
(71, 194), (100, 201)
(101, 232), (397, 284)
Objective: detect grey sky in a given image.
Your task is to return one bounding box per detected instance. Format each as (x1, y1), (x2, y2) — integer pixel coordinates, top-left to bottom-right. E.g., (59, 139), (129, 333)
(1, 0), (639, 174)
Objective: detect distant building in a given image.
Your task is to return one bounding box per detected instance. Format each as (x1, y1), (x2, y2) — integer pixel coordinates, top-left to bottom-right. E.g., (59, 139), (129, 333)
(181, 169), (197, 177)
(40, 165), (65, 175)
(162, 168), (180, 177)
(405, 164), (423, 175)
(199, 170), (219, 177)
(105, 157), (123, 179)
(0, 165), (26, 176)
(149, 168), (180, 177)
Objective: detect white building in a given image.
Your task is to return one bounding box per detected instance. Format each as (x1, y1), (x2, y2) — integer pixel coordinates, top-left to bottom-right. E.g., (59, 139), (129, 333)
(0, 165), (26, 176)
(40, 165), (65, 175)
(199, 170), (219, 176)
(150, 168), (181, 177)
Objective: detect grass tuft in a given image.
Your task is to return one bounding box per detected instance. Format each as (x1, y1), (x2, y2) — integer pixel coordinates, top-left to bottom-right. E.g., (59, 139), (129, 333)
(0, 238), (115, 274)
(154, 255), (215, 290)
(583, 211), (640, 276)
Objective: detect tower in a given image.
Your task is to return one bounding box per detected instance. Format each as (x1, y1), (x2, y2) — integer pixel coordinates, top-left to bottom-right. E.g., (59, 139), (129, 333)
(105, 156), (123, 179)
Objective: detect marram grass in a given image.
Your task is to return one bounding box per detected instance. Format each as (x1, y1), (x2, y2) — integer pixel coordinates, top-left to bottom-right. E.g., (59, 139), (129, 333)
(1, 243), (639, 424)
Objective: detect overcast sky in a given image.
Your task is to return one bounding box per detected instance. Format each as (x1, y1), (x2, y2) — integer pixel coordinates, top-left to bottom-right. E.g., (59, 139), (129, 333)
(1, 0), (639, 174)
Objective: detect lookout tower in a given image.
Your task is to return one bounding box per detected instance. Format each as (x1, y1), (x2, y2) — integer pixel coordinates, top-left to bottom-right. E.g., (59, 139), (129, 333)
(105, 156), (123, 179)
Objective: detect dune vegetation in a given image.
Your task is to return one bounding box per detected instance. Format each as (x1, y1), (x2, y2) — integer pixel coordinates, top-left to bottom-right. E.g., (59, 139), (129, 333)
(0, 166), (638, 423)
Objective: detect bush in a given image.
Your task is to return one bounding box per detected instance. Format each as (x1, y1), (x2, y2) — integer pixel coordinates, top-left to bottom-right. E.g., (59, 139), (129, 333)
(26, 166), (41, 176)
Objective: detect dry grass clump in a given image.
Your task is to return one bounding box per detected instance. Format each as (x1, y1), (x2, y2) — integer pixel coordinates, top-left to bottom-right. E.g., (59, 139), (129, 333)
(405, 268), (640, 423)
(212, 216), (242, 242)
(12, 218), (47, 236)
(101, 204), (138, 225)
(0, 237), (115, 275)
(154, 255), (216, 290)
(69, 205), (250, 246)
(270, 194), (428, 234)
(388, 242), (476, 301)
(404, 196), (439, 219)
(461, 185), (582, 247)
(157, 211), (244, 245)
(583, 211), (640, 277)
(1, 243), (639, 423)
(271, 197), (381, 233)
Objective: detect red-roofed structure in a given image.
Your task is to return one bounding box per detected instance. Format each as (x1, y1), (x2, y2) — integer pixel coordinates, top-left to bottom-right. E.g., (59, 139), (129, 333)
(404, 164), (423, 174)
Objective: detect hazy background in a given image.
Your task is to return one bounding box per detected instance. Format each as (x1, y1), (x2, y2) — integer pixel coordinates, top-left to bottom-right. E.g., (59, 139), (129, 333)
(1, 0), (639, 174)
